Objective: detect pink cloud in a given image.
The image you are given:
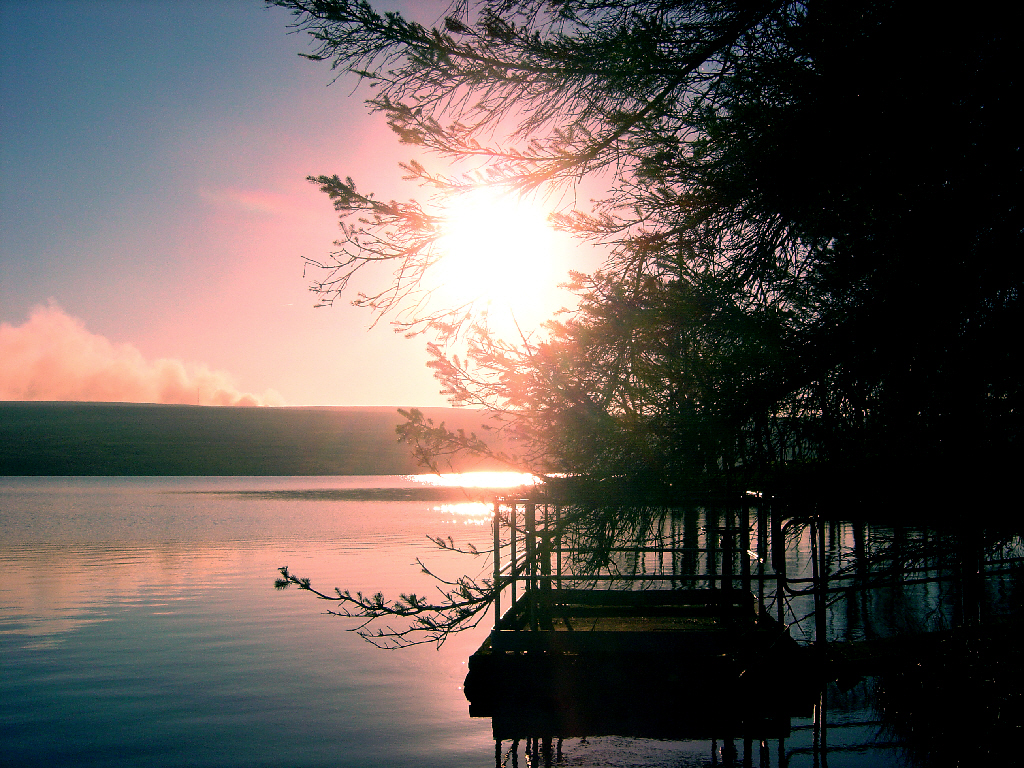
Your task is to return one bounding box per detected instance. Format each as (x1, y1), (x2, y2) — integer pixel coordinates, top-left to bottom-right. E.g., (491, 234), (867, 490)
(198, 186), (295, 217)
(0, 304), (284, 406)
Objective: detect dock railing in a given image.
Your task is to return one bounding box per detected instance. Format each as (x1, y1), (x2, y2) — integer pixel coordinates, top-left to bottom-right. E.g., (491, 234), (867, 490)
(487, 494), (789, 651)
(486, 494), (1024, 649)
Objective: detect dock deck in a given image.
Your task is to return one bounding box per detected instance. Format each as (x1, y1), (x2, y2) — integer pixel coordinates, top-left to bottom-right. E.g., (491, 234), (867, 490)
(466, 587), (806, 739)
(483, 587), (789, 652)
(463, 496), (811, 739)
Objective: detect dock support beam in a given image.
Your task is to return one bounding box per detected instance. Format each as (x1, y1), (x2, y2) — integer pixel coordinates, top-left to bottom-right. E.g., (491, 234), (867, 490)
(493, 498), (501, 630)
(812, 514), (828, 652)
(526, 500), (537, 632)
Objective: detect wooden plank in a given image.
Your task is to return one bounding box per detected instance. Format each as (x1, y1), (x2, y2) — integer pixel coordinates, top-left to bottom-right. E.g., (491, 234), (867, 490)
(495, 589), (760, 631)
(490, 628), (729, 654)
(534, 588), (755, 608)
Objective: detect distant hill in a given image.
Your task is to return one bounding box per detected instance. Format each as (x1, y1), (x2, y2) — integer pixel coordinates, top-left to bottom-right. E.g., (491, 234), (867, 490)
(0, 402), (506, 476)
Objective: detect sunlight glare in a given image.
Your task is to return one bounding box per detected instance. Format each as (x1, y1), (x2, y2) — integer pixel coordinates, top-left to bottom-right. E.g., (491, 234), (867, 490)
(409, 471), (541, 489)
(434, 188), (555, 309)
(435, 502), (493, 525)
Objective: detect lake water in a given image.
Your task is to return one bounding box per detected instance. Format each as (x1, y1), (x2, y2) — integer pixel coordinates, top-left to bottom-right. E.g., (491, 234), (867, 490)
(1, 476), (909, 767)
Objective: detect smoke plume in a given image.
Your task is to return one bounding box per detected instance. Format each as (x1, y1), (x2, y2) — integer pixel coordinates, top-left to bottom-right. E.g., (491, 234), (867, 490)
(0, 304), (283, 406)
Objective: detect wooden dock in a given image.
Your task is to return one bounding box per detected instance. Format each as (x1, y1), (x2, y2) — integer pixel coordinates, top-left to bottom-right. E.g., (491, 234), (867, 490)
(482, 587), (791, 653)
(462, 493), (1024, 746)
(462, 495), (815, 739)
(465, 587), (807, 739)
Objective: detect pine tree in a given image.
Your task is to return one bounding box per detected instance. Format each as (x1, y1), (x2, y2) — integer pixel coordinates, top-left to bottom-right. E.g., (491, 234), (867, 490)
(275, 0), (1022, 509)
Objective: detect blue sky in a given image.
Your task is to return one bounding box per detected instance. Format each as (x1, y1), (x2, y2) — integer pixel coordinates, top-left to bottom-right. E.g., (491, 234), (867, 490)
(0, 0), (486, 405)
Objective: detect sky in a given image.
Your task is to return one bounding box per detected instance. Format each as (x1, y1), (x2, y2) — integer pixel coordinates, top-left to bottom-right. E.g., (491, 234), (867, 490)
(0, 0), (589, 406)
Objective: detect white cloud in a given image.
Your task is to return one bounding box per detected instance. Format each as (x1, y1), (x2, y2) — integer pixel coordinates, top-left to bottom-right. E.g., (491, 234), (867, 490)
(0, 303), (284, 406)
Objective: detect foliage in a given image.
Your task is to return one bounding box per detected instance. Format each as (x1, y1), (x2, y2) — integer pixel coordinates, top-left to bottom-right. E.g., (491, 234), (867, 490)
(274, 0), (1022, 503)
(275, 562), (496, 647)
(275, 495), (694, 646)
(270, 0), (1022, 641)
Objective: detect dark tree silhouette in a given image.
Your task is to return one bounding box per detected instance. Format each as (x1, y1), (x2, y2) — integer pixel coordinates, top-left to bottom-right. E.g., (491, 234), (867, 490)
(271, 0), (1022, 641)
(274, 0), (1021, 506)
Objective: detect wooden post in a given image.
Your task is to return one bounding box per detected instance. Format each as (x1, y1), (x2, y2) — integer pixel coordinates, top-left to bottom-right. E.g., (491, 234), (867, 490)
(526, 500), (537, 632)
(555, 504), (562, 592)
(510, 501), (517, 626)
(813, 514), (828, 651)
(493, 498), (501, 631)
(757, 503), (767, 617)
(740, 502), (752, 599)
(722, 507), (734, 594)
(772, 504), (786, 627)
(683, 507), (699, 585)
(820, 516), (828, 648)
(814, 684), (828, 765)
(539, 503), (552, 629)
(707, 505), (719, 591)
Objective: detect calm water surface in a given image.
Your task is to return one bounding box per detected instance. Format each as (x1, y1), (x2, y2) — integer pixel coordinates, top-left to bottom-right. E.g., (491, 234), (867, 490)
(1, 476), (901, 767)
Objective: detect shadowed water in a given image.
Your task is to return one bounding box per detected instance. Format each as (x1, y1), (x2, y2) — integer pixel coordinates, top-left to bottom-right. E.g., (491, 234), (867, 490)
(4, 477), (1011, 767)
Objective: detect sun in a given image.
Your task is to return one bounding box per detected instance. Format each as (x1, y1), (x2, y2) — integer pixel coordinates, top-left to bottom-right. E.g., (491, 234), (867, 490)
(432, 188), (555, 313)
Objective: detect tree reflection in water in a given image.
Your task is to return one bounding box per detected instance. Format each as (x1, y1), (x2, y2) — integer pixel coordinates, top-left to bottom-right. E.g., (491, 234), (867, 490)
(470, 501), (1023, 768)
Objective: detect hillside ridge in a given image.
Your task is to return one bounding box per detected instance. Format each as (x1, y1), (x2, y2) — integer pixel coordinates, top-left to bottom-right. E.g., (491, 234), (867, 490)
(0, 402), (505, 476)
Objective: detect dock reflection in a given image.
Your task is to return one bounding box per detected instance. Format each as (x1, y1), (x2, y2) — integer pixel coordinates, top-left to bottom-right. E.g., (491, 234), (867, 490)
(477, 675), (929, 767)
(464, 495), (1023, 767)
(479, 659), (811, 743)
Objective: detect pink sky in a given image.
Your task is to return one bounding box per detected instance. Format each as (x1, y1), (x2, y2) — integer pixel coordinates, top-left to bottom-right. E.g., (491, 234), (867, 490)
(0, 1), (588, 406)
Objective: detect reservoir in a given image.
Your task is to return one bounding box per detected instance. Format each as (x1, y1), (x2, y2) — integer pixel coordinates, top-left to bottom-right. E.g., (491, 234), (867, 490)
(1, 475), (1013, 766)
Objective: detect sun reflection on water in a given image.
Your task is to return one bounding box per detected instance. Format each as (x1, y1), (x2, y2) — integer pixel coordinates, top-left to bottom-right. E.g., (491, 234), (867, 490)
(435, 502), (493, 525)
(407, 471), (541, 489)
